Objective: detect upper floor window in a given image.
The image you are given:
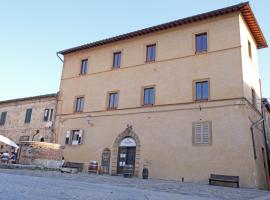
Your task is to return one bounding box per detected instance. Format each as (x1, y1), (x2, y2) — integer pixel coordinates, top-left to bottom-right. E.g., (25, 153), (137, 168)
(195, 80), (209, 101)
(0, 112), (7, 126)
(43, 109), (54, 122)
(75, 97), (84, 112)
(143, 87), (155, 106)
(252, 89), (257, 109)
(248, 40), (252, 59)
(113, 52), (121, 69)
(24, 108), (32, 124)
(80, 59), (88, 75)
(195, 32), (207, 53)
(146, 44), (156, 62)
(193, 121), (211, 145)
(108, 92), (119, 109)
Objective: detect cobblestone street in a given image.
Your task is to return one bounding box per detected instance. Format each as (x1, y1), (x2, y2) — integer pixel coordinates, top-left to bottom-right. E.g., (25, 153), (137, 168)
(0, 169), (270, 200)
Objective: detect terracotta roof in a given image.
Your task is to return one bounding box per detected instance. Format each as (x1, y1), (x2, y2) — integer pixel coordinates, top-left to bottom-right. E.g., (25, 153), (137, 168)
(58, 2), (267, 55)
(0, 93), (58, 105)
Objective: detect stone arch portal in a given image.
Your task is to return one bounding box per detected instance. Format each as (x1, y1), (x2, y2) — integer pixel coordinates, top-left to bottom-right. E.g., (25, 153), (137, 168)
(111, 125), (141, 176)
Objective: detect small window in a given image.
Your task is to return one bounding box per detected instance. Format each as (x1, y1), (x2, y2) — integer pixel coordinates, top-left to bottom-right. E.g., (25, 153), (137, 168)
(143, 87), (155, 106)
(195, 81), (209, 101)
(113, 52), (121, 69)
(146, 44), (156, 62)
(75, 97), (84, 112)
(80, 59), (88, 74)
(43, 109), (54, 122)
(193, 122), (211, 145)
(65, 130), (83, 145)
(195, 32), (207, 53)
(24, 108), (32, 124)
(252, 89), (257, 109)
(108, 92), (119, 109)
(0, 112), (7, 126)
(248, 41), (252, 59)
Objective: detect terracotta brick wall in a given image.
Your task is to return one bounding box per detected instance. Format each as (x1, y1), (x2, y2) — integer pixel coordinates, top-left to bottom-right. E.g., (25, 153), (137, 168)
(18, 141), (62, 168)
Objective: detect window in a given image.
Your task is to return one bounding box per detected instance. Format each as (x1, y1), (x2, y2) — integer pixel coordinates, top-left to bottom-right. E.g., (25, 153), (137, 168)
(108, 92), (118, 109)
(80, 59), (88, 74)
(0, 112), (7, 126)
(143, 87), (155, 105)
(43, 109), (54, 122)
(146, 44), (156, 62)
(193, 122), (211, 145)
(252, 89), (257, 109)
(75, 97), (84, 112)
(195, 80), (209, 101)
(195, 32), (207, 53)
(248, 41), (252, 59)
(113, 52), (121, 68)
(24, 108), (32, 124)
(65, 130), (83, 145)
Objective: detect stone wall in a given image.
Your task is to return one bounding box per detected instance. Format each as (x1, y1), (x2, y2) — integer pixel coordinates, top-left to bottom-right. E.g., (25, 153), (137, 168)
(18, 141), (62, 168)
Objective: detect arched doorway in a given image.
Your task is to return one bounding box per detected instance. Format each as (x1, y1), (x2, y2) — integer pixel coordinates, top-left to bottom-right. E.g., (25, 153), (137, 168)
(111, 125), (141, 176)
(117, 137), (136, 174)
(101, 148), (111, 174)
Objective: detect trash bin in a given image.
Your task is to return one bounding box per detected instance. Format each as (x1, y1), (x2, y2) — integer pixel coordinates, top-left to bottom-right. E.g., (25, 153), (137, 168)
(123, 164), (133, 178)
(88, 160), (98, 173)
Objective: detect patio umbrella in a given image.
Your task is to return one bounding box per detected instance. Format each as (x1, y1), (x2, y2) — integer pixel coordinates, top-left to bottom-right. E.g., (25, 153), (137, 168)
(0, 135), (19, 149)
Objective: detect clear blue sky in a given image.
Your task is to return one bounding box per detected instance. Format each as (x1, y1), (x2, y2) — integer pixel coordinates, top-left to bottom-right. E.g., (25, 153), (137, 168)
(0, 0), (269, 101)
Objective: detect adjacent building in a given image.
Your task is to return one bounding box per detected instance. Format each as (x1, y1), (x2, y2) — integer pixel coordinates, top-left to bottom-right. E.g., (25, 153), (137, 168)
(55, 2), (269, 189)
(0, 93), (58, 151)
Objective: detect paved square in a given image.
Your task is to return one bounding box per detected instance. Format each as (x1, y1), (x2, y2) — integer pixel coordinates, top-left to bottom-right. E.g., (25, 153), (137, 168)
(0, 169), (269, 200)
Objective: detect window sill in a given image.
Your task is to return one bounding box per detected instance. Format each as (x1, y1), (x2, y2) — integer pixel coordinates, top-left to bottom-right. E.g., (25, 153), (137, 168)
(107, 107), (118, 111)
(195, 99), (209, 103)
(79, 73), (88, 76)
(145, 60), (156, 64)
(142, 104), (154, 107)
(74, 111), (84, 114)
(111, 66), (121, 70)
(195, 50), (208, 55)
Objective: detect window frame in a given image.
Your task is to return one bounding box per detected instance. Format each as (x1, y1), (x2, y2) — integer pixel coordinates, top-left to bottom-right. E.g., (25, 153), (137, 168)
(107, 91), (119, 110)
(142, 86), (156, 106)
(74, 96), (85, 113)
(0, 112), (7, 126)
(248, 40), (252, 59)
(251, 88), (257, 109)
(65, 129), (83, 145)
(192, 121), (212, 146)
(194, 32), (208, 54)
(43, 109), (54, 122)
(24, 108), (32, 124)
(112, 51), (122, 69)
(80, 59), (88, 75)
(193, 79), (210, 102)
(145, 43), (157, 63)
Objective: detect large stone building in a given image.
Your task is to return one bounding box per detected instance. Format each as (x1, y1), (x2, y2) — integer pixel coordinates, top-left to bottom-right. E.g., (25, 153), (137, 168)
(53, 2), (268, 189)
(0, 93), (58, 150)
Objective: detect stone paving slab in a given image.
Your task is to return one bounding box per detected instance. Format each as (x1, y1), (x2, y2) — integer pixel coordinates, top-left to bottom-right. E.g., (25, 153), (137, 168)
(0, 169), (270, 200)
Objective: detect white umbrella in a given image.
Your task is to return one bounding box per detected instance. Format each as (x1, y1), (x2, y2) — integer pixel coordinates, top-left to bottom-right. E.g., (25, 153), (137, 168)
(0, 135), (19, 149)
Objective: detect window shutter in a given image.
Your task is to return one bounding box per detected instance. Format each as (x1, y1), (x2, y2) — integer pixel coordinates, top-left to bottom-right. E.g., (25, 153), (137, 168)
(78, 129), (84, 144)
(65, 131), (71, 144)
(193, 122), (211, 144)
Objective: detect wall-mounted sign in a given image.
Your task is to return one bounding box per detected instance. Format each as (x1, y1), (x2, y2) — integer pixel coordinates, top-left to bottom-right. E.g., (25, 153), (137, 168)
(119, 137), (136, 147)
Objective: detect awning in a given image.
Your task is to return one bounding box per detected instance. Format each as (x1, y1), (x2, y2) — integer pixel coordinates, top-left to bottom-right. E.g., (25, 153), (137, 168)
(0, 135), (19, 149)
